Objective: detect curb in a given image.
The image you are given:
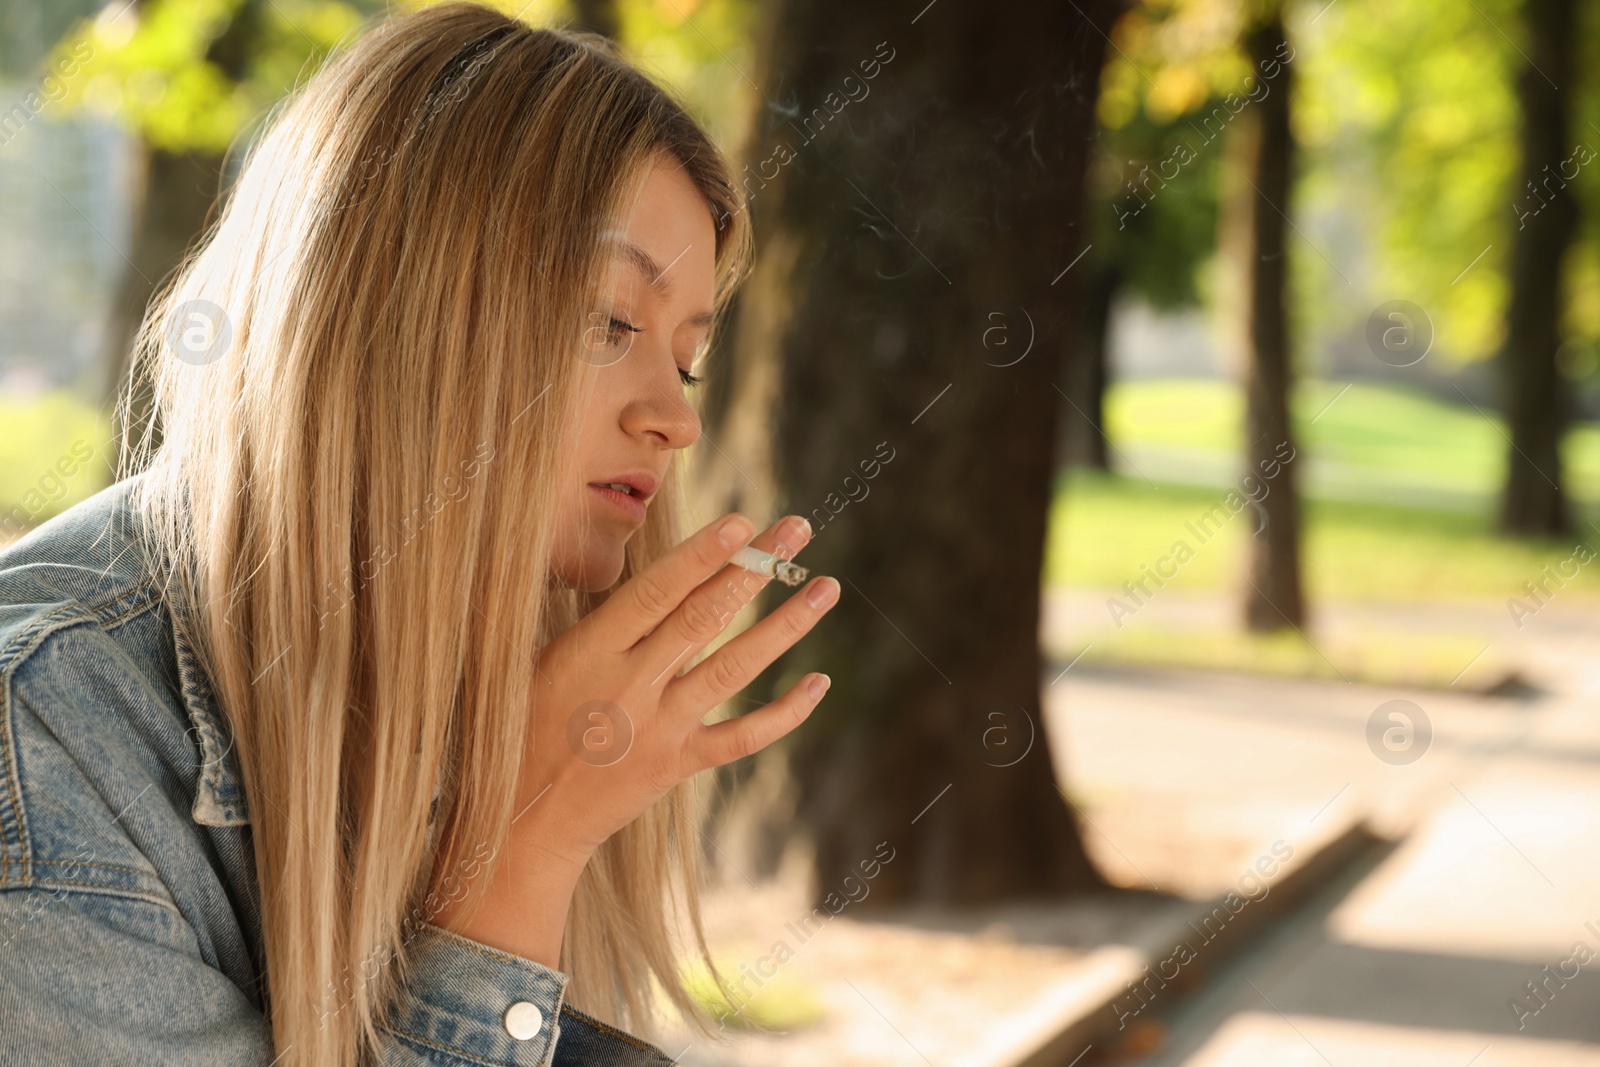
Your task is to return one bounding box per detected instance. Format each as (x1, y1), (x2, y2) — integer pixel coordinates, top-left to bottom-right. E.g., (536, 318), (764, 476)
(999, 820), (1388, 1067)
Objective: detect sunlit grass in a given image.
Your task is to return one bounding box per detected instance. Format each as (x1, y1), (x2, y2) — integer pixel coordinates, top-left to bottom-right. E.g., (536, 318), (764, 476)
(1105, 377), (1600, 506)
(0, 390), (115, 531)
(1055, 374), (1600, 604)
(1050, 378), (1599, 686)
(1063, 621), (1512, 692)
(1049, 468), (1600, 602)
(678, 954), (826, 1033)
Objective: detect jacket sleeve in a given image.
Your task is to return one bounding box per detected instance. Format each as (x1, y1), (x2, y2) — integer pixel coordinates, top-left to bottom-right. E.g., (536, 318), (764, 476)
(376, 922), (570, 1066)
(0, 889), (572, 1067)
(0, 643), (570, 1065)
(0, 884), (278, 1066)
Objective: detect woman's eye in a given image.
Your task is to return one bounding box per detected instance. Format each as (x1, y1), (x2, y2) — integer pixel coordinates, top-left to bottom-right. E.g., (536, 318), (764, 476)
(582, 312), (641, 351)
(606, 316), (642, 347)
(679, 366), (703, 388)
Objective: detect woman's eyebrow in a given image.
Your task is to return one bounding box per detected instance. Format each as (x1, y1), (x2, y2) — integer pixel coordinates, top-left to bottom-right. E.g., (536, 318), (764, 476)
(602, 234), (674, 295)
(602, 233), (713, 327)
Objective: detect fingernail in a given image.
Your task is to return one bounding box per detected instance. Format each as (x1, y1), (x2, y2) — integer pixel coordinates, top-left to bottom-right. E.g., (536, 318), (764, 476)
(806, 576), (839, 609)
(719, 514), (753, 547)
(807, 673), (831, 700)
(774, 518), (812, 556)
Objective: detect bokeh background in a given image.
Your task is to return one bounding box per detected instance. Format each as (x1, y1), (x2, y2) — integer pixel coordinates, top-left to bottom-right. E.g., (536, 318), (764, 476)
(4, 0), (1600, 1064)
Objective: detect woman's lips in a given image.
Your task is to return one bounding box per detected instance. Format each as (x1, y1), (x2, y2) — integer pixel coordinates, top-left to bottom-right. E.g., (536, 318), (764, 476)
(588, 482), (647, 522)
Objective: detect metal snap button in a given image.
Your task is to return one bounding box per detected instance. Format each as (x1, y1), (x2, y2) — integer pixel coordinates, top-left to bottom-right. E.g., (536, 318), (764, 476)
(503, 1001), (544, 1040)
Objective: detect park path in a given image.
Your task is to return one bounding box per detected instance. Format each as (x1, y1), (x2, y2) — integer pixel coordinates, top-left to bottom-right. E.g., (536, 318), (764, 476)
(1037, 590), (1600, 1066)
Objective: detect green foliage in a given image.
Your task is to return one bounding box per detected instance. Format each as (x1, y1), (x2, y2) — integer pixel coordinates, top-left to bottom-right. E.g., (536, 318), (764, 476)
(1088, 110), (1221, 309)
(1088, 0), (1287, 312)
(43, 0), (752, 159)
(1091, 0), (1600, 382)
(1294, 0), (1525, 363)
(1097, 0), (1256, 129)
(610, 0), (755, 153)
(45, 0), (397, 155)
(1294, 0), (1600, 373)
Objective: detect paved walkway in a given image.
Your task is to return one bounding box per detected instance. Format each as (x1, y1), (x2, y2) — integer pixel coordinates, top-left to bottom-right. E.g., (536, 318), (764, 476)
(1059, 605), (1600, 1065)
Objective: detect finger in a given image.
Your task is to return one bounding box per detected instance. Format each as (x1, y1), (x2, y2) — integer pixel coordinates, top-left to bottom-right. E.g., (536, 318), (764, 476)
(688, 672), (831, 770)
(666, 574), (839, 715)
(591, 512), (755, 651)
(634, 515), (812, 679)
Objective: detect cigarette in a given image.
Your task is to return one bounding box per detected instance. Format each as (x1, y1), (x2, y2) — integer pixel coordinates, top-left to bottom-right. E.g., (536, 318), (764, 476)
(730, 544), (810, 587)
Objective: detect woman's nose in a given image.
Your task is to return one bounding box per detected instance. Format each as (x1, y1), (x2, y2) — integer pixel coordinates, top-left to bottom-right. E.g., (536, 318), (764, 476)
(623, 362), (701, 450)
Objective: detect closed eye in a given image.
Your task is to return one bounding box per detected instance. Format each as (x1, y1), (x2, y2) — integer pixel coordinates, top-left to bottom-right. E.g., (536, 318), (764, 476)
(598, 314), (701, 386)
(605, 316), (643, 347)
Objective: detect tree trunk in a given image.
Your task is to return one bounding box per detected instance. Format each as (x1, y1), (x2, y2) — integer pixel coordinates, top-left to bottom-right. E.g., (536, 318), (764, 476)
(1225, 10), (1305, 633)
(101, 147), (229, 457)
(100, 0), (260, 473)
(1499, 0), (1576, 538)
(704, 0), (1116, 907)
(566, 0), (619, 39)
(1060, 263), (1118, 470)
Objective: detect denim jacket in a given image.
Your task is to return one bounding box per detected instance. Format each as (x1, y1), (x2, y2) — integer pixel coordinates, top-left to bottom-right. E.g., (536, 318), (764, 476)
(0, 475), (679, 1066)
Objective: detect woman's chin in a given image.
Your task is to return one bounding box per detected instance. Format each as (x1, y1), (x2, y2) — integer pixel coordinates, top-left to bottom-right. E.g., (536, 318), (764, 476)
(551, 547), (627, 593)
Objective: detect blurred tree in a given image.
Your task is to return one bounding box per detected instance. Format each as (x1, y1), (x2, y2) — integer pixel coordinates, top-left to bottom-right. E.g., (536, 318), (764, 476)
(605, 0), (754, 150)
(1297, 0), (1600, 525)
(1295, 0), (1520, 362)
(1059, 258), (1118, 470)
(566, 0), (618, 38)
(703, 0), (1116, 905)
(1499, 0), (1578, 536)
(1095, 0), (1305, 630)
(1066, 104), (1224, 470)
(47, 0), (375, 466)
(1226, 3), (1304, 630)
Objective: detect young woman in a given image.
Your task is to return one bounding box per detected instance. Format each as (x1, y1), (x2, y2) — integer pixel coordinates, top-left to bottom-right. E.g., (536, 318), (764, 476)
(0, 4), (839, 1065)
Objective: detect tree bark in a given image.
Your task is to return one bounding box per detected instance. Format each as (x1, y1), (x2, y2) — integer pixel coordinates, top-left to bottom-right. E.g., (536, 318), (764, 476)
(703, 0), (1115, 906)
(1225, 10), (1305, 633)
(1498, 0), (1576, 538)
(1060, 263), (1118, 470)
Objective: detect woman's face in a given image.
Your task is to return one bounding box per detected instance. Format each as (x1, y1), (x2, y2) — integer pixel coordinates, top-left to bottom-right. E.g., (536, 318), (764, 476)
(550, 153), (718, 591)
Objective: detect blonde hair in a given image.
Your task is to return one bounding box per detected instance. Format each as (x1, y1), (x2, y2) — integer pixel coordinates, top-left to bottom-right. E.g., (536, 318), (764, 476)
(117, 4), (752, 1064)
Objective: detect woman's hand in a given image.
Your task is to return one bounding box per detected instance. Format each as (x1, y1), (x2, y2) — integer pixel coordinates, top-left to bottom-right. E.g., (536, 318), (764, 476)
(433, 513), (839, 966)
(525, 511), (836, 858)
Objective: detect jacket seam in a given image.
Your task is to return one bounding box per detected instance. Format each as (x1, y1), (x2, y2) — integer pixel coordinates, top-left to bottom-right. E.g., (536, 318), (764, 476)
(382, 1023), (548, 1067)
(0, 878), (185, 917)
(56, 859), (157, 877)
(420, 924), (568, 979)
(559, 1004), (668, 1055)
(0, 580), (161, 889)
(38, 859), (155, 877)
(0, 577), (160, 665)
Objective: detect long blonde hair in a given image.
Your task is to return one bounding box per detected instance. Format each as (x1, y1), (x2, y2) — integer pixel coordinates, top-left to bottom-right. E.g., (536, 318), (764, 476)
(117, 5), (751, 1064)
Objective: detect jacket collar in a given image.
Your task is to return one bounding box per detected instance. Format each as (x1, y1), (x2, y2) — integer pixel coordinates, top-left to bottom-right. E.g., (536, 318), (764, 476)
(172, 612), (253, 828)
(143, 503), (253, 828)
